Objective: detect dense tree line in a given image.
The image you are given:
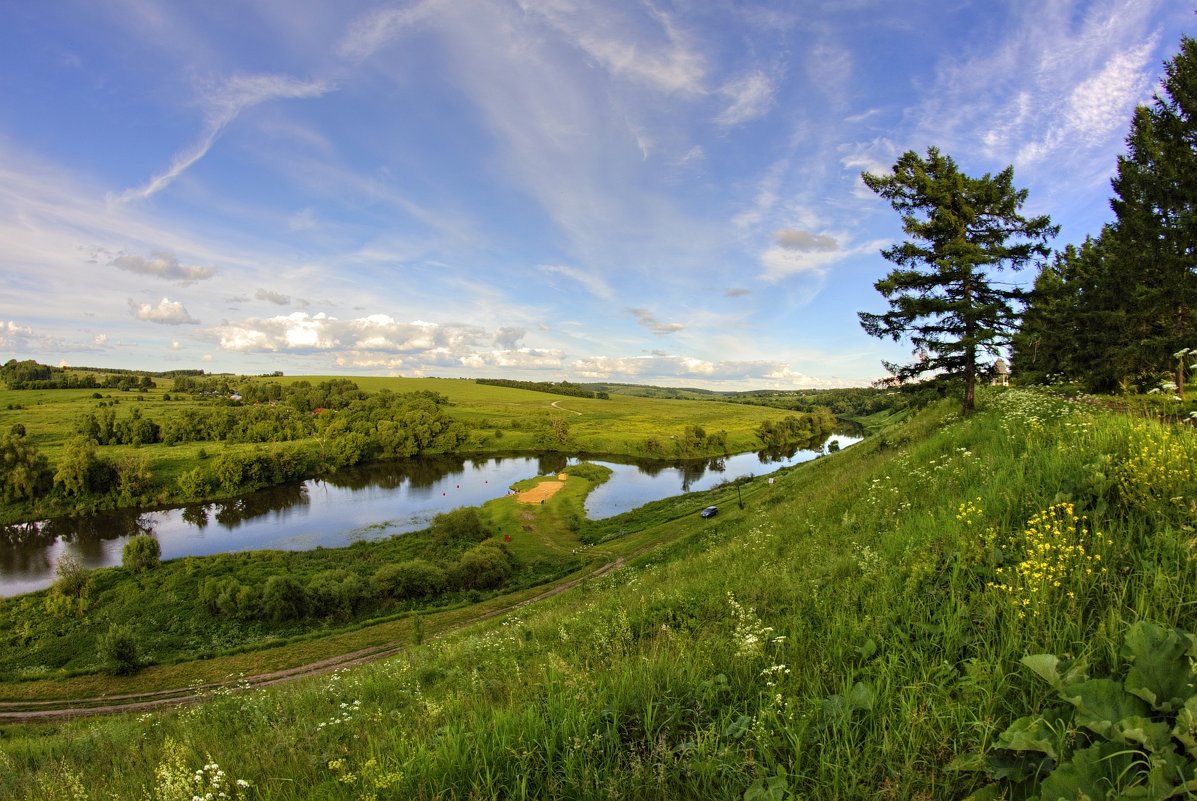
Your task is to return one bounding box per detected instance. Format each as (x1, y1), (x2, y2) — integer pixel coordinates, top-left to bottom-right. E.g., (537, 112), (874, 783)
(1, 360), (157, 391)
(756, 408), (836, 448)
(1012, 36), (1197, 392)
(475, 378), (610, 400)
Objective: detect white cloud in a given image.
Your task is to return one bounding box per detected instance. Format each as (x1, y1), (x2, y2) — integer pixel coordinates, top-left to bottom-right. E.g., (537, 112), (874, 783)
(717, 71), (775, 126)
(110, 250), (216, 282)
(517, 0), (707, 96)
(287, 208), (319, 231)
(1016, 38), (1155, 167)
(773, 228), (838, 252)
(115, 73), (331, 203)
(760, 238), (887, 282)
(129, 297), (199, 325)
(255, 288), (291, 306)
(539, 264), (613, 301)
(629, 308), (684, 335)
(336, 1), (439, 61)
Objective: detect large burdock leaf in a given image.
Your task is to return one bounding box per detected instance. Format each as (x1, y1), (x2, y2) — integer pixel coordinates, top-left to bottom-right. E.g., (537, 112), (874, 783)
(1060, 678), (1151, 738)
(1035, 740), (1135, 801)
(1121, 620), (1197, 712)
(1022, 654), (1089, 691)
(996, 715), (1060, 760)
(1109, 715), (1173, 754)
(1171, 695), (1197, 757)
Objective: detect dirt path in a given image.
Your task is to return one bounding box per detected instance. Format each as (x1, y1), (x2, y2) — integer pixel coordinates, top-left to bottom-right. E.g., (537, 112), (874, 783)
(0, 555), (629, 723)
(549, 400), (583, 416)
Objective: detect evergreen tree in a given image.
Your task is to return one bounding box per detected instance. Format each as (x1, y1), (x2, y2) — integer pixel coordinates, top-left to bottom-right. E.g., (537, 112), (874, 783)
(1105, 36), (1197, 387)
(859, 147), (1057, 413)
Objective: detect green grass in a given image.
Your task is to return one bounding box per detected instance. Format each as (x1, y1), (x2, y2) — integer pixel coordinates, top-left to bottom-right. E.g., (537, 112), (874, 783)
(4, 388), (1196, 799)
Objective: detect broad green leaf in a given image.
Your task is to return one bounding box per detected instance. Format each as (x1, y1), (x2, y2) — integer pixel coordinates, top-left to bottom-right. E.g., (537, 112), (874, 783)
(1021, 654), (1063, 688)
(1022, 654), (1089, 690)
(986, 748), (1051, 783)
(846, 681), (875, 712)
(1111, 715), (1173, 754)
(1060, 678), (1151, 738)
(1171, 695), (1197, 759)
(996, 715), (1059, 760)
(1036, 740), (1135, 801)
(1122, 620), (1197, 712)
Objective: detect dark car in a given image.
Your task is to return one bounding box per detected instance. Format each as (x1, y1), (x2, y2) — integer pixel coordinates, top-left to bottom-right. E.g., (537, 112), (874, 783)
(700, 505), (718, 518)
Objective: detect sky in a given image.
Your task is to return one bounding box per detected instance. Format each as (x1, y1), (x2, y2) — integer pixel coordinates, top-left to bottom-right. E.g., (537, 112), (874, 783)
(0, 1), (1190, 390)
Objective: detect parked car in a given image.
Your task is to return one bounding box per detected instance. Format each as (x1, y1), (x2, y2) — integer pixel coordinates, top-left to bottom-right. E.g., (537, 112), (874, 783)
(700, 505), (718, 518)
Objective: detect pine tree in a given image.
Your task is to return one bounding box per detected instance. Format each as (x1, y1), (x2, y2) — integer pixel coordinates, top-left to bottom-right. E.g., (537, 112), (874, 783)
(1106, 36), (1197, 386)
(859, 147), (1057, 414)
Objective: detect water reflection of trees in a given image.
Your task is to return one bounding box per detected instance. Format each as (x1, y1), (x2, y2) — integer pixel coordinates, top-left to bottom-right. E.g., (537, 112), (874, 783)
(537, 453), (569, 476)
(212, 483), (310, 529)
(757, 431), (833, 464)
(319, 456), (469, 492)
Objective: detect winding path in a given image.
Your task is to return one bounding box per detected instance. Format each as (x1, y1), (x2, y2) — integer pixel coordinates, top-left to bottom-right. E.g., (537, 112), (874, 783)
(549, 400), (583, 416)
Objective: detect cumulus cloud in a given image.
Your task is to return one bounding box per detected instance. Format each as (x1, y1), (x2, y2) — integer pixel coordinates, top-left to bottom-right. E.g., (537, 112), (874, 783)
(110, 250), (216, 282)
(539, 264), (613, 301)
(629, 308), (684, 335)
(716, 71), (775, 126)
(773, 228), (839, 252)
(255, 288), (291, 305)
(214, 312), (569, 374)
(494, 326), (527, 349)
(0, 320), (36, 349)
(129, 298), (199, 325)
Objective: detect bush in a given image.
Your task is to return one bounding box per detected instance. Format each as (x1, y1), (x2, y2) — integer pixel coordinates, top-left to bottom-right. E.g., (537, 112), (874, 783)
(448, 543), (513, 590)
(374, 560), (446, 600)
(176, 467), (210, 498)
(306, 570), (368, 619)
(97, 623), (142, 675)
(53, 555), (91, 599)
(122, 534), (161, 572)
(431, 507), (491, 548)
(261, 575), (306, 622)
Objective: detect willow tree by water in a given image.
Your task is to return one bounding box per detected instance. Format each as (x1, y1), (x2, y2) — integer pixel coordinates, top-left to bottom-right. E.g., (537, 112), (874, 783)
(859, 147), (1057, 414)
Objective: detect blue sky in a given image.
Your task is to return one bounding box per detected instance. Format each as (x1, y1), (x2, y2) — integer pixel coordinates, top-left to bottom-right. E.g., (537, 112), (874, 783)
(0, 1), (1190, 389)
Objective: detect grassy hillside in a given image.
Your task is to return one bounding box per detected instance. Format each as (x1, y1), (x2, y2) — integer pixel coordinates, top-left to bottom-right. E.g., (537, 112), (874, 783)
(3, 389), (1195, 799)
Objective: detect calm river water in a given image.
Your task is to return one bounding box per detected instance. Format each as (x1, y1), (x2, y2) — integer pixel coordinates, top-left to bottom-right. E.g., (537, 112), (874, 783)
(0, 436), (857, 596)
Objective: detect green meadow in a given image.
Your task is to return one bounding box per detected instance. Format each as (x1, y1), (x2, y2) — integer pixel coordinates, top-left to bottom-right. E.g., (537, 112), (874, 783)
(3, 388), (1196, 799)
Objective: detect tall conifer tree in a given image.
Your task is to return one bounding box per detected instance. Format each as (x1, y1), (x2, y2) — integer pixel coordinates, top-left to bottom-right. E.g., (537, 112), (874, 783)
(859, 147), (1057, 414)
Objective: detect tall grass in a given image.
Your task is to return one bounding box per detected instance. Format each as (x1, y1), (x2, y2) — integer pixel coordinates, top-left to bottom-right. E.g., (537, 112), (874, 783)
(3, 389), (1196, 799)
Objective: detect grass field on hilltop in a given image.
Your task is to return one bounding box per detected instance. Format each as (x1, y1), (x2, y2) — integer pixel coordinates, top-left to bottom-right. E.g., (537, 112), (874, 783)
(5, 388), (1197, 799)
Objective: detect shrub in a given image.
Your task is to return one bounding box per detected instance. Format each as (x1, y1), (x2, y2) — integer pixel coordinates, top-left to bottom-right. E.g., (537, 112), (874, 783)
(261, 575), (306, 622)
(374, 560), (446, 600)
(97, 623), (142, 675)
(176, 467), (210, 498)
(431, 507), (490, 548)
(448, 543), (512, 590)
(122, 534), (161, 573)
(306, 570), (368, 619)
(53, 555), (91, 599)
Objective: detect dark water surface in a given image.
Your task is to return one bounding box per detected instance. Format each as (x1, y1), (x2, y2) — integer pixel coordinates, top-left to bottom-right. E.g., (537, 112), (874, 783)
(0, 436), (857, 596)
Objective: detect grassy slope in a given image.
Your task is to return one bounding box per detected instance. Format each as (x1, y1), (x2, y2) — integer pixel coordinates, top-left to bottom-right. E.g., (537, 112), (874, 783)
(4, 389), (1196, 799)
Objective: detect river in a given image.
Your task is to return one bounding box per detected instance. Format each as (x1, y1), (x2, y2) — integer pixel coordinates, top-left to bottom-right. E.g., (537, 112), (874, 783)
(0, 435), (857, 596)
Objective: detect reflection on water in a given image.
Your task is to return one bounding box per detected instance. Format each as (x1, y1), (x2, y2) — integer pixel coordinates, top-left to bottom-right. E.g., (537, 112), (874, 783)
(0, 434), (857, 596)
